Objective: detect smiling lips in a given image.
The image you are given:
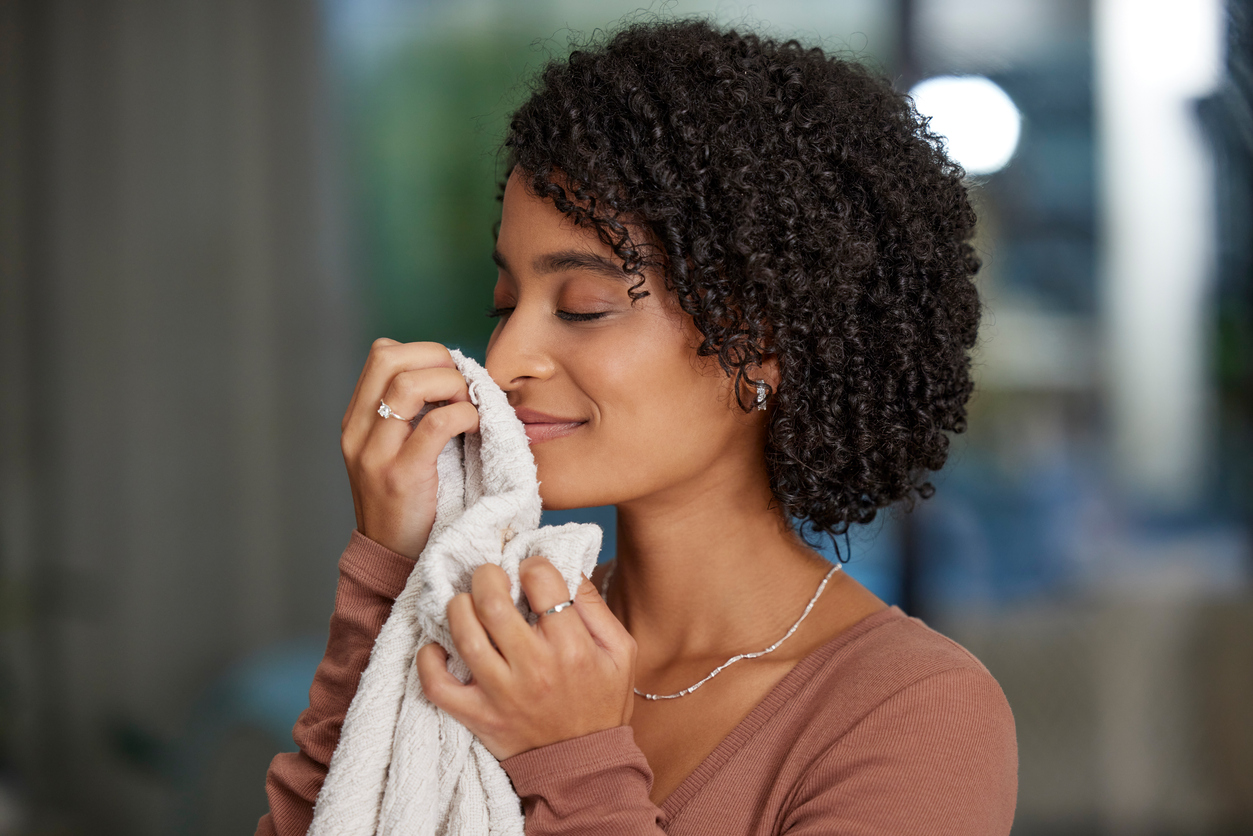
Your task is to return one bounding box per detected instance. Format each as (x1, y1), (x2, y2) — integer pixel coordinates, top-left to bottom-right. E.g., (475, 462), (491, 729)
(513, 406), (587, 444)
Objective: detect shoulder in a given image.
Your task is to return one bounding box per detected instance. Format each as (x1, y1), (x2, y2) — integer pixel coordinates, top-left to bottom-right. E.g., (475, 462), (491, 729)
(779, 609), (1018, 834)
(825, 619), (1018, 776)
(842, 607), (995, 675)
(806, 607), (1017, 747)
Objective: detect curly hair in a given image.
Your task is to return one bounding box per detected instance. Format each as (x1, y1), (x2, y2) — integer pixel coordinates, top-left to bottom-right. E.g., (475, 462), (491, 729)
(500, 17), (982, 547)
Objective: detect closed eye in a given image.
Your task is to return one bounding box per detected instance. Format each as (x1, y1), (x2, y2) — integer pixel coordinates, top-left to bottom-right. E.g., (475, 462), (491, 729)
(485, 306), (609, 323)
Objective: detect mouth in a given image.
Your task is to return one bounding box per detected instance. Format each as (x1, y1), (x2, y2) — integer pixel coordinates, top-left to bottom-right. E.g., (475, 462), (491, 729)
(513, 406), (587, 445)
(522, 422), (585, 444)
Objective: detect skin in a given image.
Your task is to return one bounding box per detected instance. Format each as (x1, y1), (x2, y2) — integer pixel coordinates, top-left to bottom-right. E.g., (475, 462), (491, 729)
(341, 167), (887, 805)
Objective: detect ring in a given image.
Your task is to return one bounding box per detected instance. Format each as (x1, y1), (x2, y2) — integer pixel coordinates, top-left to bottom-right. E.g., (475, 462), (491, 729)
(378, 400), (410, 422)
(542, 599), (575, 616)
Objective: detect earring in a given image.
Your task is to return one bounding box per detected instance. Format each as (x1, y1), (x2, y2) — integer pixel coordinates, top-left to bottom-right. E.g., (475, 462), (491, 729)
(754, 380), (769, 410)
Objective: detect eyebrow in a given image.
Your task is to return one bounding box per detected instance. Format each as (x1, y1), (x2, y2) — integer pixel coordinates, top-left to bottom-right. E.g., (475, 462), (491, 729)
(491, 248), (631, 284)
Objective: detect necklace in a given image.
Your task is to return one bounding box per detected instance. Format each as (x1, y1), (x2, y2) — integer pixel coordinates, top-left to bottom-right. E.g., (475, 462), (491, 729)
(598, 560), (842, 700)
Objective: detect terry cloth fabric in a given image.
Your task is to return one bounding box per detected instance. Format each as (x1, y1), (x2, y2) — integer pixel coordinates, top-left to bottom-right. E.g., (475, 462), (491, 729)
(306, 349), (603, 836)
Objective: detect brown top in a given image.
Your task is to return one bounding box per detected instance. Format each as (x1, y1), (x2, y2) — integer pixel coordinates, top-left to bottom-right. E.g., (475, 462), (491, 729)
(257, 534), (1018, 835)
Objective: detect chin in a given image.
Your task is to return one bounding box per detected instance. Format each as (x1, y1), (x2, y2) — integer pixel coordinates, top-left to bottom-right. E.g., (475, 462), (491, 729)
(536, 477), (591, 511)
(531, 432), (651, 509)
(534, 458), (618, 511)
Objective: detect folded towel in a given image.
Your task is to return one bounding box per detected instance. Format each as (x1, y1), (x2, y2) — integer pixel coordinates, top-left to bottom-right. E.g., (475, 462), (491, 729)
(308, 349), (603, 836)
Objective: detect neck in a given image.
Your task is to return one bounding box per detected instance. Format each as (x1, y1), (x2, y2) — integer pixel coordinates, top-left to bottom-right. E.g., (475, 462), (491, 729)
(607, 466), (835, 666)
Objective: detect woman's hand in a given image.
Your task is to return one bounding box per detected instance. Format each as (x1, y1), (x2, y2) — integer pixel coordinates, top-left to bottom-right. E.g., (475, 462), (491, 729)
(416, 556), (637, 760)
(341, 339), (480, 559)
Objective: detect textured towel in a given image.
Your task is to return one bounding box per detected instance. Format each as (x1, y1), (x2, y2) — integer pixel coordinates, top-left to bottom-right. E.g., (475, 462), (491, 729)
(307, 349), (603, 836)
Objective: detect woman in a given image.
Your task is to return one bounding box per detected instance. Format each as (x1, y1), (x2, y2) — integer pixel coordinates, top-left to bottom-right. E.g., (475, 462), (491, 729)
(259, 18), (1017, 835)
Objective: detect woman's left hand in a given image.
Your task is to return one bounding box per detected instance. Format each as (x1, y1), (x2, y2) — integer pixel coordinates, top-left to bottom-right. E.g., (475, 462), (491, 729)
(416, 556), (637, 760)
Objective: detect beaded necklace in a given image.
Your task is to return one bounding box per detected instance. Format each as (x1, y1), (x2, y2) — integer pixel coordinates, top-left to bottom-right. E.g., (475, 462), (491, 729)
(598, 560), (842, 700)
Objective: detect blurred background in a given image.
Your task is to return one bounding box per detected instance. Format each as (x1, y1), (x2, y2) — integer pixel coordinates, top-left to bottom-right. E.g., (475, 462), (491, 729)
(1, 0), (1249, 833)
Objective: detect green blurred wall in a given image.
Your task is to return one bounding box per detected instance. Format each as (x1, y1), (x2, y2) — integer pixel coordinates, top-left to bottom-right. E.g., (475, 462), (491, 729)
(344, 31), (545, 356)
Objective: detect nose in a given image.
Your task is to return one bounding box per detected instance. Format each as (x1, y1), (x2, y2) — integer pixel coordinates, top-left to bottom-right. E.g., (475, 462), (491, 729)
(484, 311), (557, 394)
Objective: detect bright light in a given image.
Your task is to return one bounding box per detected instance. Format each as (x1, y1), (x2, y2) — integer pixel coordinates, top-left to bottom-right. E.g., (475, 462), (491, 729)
(908, 75), (1022, 176)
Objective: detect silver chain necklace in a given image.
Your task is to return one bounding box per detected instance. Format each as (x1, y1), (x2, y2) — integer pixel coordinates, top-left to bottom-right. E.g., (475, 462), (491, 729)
(599, 560), (842, 700)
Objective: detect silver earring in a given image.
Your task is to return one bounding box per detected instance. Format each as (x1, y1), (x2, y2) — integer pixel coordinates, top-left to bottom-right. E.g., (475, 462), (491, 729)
(754, 380), (769, 410)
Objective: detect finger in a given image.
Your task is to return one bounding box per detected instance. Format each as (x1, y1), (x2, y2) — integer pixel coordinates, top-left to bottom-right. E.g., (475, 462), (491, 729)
(386, 401), (481, 484)
(447, 592), (509, 685)
(362, 366), (473, 457)
(573, 575), (635, 658)
(348, 342), (463, 452)
(343, 341), (459, 452)
(470, 564), (535, 662)
(416, 642), (490, 720)
(520, 556), (585, 646)
(357, 401), (479, 496)
(381, 365), (470, 423)
(343, 337), (398, 433)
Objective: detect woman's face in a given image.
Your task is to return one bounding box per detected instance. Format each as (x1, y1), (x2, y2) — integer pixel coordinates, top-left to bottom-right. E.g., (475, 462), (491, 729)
(485, 168), (767, 510)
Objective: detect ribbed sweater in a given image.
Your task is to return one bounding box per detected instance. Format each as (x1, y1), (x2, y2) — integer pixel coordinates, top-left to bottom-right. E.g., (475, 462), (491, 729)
(257, 533), (1018, 835)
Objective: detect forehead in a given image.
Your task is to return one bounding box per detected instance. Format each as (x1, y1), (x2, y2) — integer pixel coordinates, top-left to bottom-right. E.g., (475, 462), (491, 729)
(495, 169), (674, 309)
(498, 169), (606, 250)
(497, 171), (636, 285)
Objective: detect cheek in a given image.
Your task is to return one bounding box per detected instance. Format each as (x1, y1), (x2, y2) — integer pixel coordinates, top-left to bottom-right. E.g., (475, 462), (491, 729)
(581, 312), (709, 425)
(528, 299), (745, 511)
(557, 320), (733, 482)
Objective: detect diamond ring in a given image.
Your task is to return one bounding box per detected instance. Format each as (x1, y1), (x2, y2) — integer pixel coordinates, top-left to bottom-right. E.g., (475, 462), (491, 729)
(378, 400), (410, 422)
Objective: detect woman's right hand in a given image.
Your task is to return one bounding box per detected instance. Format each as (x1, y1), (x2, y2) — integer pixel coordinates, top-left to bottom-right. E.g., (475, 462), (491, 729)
(340, 339), (480, 559)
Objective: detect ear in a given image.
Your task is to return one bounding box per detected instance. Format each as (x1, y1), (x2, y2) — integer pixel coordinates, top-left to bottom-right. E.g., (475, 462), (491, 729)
(738, 350), (780, 412)
(754, 321), (780, 392)
(759, 352), (781, 392)
(746, 344), (780, 391)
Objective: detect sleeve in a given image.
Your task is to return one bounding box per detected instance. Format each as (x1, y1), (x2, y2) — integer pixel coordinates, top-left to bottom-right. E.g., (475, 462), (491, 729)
(781, 666), (1019, 836)
(500, 726), (669, 835)
(255, 531), (416, 836)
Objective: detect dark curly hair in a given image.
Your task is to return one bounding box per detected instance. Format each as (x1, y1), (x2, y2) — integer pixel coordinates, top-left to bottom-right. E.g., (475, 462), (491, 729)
(500, 17), (982, 548)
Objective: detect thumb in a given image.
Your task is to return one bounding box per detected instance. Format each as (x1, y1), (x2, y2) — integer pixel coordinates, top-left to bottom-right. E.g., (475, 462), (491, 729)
(572, 574), (633, 656)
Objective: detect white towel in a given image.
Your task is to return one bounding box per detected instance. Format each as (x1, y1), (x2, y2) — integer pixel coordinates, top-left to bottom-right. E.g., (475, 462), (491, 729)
(308, 349), (603, 836)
